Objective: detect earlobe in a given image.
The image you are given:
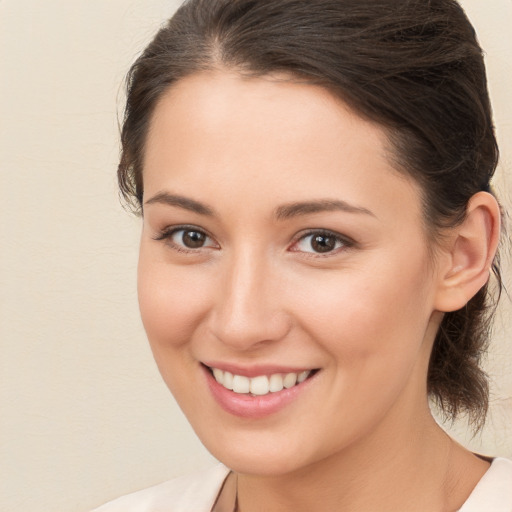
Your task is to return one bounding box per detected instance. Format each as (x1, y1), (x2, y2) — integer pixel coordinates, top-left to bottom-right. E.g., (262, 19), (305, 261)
(434, 192), (501, 313)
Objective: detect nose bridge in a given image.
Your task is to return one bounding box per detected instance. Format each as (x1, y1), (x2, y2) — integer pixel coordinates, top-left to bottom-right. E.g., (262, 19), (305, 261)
(210, 245), (290, 349)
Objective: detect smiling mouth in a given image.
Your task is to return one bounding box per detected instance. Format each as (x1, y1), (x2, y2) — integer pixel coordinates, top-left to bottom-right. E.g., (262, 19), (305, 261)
(205, 366), (319, 396)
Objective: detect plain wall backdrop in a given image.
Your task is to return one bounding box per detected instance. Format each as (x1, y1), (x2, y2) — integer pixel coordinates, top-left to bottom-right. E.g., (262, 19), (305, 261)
(0, 1), (510, 511)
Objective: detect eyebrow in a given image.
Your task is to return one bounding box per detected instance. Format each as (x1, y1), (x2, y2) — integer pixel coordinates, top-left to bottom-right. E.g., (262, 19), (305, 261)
(144, 192), (215, 216)
(274, 199), (375, 220)
(144, 192), (375, 220)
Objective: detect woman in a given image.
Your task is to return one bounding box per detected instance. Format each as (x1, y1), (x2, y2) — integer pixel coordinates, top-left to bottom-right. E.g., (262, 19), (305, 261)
(94, 0), (511, 510)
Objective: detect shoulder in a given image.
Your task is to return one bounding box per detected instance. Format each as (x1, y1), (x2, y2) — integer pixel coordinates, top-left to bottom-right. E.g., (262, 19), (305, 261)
(91, 464), (230, 512)
(459, 457), (512, 512)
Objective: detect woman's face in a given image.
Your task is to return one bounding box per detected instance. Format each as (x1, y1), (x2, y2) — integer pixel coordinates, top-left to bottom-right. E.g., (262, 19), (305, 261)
(138, 70), (445, 476)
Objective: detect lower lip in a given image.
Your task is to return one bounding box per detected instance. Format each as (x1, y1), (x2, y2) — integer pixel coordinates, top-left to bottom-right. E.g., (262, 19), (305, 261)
(203, 366), (317, 419)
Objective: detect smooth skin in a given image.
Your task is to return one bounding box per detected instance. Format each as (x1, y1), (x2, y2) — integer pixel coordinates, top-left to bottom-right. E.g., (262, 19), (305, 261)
(138, 70), (500, 511)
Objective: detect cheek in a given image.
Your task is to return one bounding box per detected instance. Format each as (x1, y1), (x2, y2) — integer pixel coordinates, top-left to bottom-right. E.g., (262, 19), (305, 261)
(290, 255), (433, 365)
(137, 249), (210, 350)
(137, 250), (214, 409)
(287, 262), (434, 442)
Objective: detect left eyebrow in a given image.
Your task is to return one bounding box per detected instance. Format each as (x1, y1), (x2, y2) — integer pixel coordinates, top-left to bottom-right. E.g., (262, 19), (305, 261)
(144, 192), (215, 216)
(274, 199), (376, 220)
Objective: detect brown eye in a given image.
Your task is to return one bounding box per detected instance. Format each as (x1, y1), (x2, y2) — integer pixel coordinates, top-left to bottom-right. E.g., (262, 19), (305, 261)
(310, 234), (336, 253)
(181, 230), (206, 248)
(154, 227), (218, 251)
(292, 230), (350, 255)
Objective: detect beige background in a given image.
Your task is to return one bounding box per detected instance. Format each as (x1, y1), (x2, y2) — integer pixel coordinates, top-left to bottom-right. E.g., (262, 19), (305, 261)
(0, 1), (510, 511)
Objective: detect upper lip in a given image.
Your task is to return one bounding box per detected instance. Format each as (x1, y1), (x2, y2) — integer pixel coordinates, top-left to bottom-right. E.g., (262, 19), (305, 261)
(202, 361), (317, 378)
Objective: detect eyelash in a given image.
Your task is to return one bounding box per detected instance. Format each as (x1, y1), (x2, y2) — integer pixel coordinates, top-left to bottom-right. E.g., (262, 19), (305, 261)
(153, 225), (218, 253)
(290, 229), (354, 256)
(153, 226), (354, 256)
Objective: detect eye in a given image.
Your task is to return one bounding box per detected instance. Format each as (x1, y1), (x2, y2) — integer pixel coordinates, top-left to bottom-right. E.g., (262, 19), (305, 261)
(291, 230), (351, 255)
(154, 226), (218, 251)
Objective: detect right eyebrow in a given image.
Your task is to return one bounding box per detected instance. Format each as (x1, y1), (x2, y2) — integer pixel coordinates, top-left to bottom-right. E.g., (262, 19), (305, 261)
(144, 192), (215, 216)
(274, 198), (375, 220)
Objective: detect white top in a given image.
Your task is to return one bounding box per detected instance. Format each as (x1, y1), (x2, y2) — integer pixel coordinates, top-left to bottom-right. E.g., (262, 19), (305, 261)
(458, 458), (512, 512)
(92, 457), (512, 512)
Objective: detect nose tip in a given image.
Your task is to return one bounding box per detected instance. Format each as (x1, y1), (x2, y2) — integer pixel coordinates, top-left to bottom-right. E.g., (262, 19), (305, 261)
(208, 260), (292, 351)
(210, 306), (292, 351)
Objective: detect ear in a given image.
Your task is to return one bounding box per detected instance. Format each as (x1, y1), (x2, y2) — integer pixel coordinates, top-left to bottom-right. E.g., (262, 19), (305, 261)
(434, 192), (501, 313)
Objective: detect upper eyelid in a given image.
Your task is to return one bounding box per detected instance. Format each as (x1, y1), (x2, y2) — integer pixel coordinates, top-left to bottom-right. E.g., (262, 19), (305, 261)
(291, 228), (355, 245)
(154, 225), (219, 249)
(156, 224), (213, 239)
(288, 229), (356, 257)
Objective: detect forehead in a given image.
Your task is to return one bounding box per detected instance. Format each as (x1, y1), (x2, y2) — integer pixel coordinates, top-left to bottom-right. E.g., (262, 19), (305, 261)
(146, 70), (389, 166)
(143, 70), (422, 225)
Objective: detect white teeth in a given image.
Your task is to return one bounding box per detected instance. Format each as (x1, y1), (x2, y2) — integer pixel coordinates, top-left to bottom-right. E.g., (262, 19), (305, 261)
(250, 375), (270, 395)
(223, 371), (234, 390)
(211, 368), (313, 396)
(213, 368), (223, 384)
(297, 370), (310, 383)
(269, 373), (284, 392)
(232, 375), (250, 394)
(283, 373), (297, 389)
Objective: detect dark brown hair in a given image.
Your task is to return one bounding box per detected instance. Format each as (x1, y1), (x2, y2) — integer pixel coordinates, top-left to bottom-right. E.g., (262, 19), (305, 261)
(118, 0), (503, 428)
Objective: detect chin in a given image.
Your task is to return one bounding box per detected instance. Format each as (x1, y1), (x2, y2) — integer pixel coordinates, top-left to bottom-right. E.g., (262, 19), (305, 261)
(194, 423), (336, 477)
(212, 446), (311, 477)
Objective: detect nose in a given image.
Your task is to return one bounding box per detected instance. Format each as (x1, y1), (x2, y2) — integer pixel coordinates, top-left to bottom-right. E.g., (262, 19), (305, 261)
(208, 248), (292, 351)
